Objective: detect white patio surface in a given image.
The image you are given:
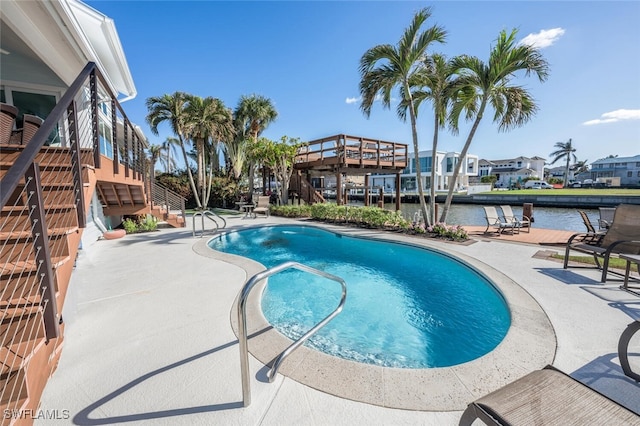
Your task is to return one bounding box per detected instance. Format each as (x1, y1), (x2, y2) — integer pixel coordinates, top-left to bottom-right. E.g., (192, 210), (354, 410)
(38, 214), (640, 425)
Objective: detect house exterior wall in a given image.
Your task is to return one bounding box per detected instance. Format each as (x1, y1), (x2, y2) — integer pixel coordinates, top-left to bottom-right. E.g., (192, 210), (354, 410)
(589, 155), (640, 186)
(371, 150), (479, 191)
(478, 156), (546, 187)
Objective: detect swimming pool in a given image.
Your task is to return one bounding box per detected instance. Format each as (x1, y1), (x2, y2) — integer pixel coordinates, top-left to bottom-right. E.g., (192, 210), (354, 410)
(210, 225), (510, 368)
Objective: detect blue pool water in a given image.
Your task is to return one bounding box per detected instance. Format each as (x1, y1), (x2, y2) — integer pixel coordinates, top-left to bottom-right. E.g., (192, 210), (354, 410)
(209, 226), (510, 368)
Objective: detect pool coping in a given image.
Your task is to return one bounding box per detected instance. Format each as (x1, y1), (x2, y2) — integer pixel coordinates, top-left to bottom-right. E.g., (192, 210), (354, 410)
(193, 221), (557, 411)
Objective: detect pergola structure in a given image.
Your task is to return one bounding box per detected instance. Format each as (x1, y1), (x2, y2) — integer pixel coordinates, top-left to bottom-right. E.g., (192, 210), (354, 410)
(293, 134), (408, 211)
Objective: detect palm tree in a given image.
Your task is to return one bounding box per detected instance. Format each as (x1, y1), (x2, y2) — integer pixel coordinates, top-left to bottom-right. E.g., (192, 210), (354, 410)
(148, 144), (163, 180)
(184, 95), (234, 207)
(359, 7), (446, 223)
(146, 92), (202, 207)
(439, 29), (549, 222)
(401, 53), (459, 225)
(233, 94), (278, 200)
(550, 139), (577, 187)
(161, 137), (180, 173)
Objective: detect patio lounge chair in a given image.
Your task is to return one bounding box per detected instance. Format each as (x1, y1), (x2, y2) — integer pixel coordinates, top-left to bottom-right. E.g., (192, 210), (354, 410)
(459, 365), (639, 425)
(252, 195), (270, 217)
(483, 206), (518, 235)
(578, 210), (598, 233)
(564, 204), (640, 282)
(499, 204), (530, 233)
(598, 207), (616, 231)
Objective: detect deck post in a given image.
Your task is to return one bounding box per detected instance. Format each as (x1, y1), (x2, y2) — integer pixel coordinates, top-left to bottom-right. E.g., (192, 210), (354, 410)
(336, 172), (342, 205)
(395, 172), (401, 211)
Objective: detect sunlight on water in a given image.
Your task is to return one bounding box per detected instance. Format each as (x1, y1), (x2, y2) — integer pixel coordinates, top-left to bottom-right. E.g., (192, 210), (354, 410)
(210, 226), (510, 368)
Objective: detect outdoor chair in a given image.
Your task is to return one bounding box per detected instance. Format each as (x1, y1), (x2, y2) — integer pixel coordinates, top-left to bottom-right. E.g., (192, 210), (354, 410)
(499, 204), (530, 233)
(252, 195), (271, 217)
(598, 207), (616, 231)
(459, 365), (639, 425)
(564, 204), (640, 282)
(578, 210), (598, 233)
(1, 103), (18, 145)
(483, 206), (518, 235)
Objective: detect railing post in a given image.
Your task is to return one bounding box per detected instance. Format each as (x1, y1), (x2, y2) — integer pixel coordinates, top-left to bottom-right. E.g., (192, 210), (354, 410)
(164, 187), (170, 219)
(90, 70), (101, 169)
(181, 198), (186, 227)
(67, 100), (87, 228)
(112, 99), (119, 175)
(25, 163), (60, 340)
(123, 118), (130, 178)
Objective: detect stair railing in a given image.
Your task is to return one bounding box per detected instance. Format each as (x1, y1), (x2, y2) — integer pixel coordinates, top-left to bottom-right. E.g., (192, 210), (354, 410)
(0, 60), (147, 407)
(151, 181), (186, 226)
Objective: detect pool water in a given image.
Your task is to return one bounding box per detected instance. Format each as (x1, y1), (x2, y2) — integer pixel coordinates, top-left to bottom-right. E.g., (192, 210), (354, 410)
(210, 226), (510, 368)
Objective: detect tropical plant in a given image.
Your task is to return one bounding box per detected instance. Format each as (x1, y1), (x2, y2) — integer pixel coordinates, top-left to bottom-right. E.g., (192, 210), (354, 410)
(146, 92), (202, 208)
(401, 53), (460, 225)
(571, 159), (590, 175)
(550, 138), (577, 187)
(147, 144), (163, 179)
(233, 94), (278, 199)
(359, 7), (446, 228)
(249, 136), (303, 205)
(183, 95), (234, 207)
(439, 29), (550, 222)
(161, 137), (180, 173)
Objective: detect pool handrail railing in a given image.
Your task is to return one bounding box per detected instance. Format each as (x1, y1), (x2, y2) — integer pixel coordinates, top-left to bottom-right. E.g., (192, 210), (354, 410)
(237, 261), (347, 407)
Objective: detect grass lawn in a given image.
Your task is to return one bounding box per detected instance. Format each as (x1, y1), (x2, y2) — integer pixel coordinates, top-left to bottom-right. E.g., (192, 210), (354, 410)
(481, 188), (640, 196)
(551, 253), (639, 272)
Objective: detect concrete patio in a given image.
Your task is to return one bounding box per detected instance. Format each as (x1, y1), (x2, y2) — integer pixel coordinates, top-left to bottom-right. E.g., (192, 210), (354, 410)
(38, 214), (640, 425)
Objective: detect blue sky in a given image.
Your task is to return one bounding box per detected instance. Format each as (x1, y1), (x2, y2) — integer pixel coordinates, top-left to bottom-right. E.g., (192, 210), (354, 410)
(86, 1), (640, 166)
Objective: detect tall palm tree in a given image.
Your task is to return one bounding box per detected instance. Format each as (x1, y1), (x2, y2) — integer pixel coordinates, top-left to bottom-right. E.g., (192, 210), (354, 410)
(401, 53), (459, 225)
(439, 29), (549, 222)
(184, 95), (234, 207)
(550, 139), (577, 187)
(359, 7), (446, 223)
(146, 92), (202, 207)
(161, 136), (180, 173)
(233, 94), (278, 199)
(148, 144), (163, 180)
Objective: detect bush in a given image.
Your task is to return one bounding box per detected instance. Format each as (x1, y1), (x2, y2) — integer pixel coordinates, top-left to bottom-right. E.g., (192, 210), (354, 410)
(121, 215), (157, 233)
(427, 222), (469, 241)
(271, 205), (312, 218)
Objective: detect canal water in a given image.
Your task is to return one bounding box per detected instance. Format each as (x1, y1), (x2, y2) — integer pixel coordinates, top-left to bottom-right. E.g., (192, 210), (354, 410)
(353, 202), (599, 232)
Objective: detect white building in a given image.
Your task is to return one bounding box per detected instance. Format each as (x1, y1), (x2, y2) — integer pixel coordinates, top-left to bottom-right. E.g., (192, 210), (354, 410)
(371, 150), (479, 192)
(478, 156), (546, 187)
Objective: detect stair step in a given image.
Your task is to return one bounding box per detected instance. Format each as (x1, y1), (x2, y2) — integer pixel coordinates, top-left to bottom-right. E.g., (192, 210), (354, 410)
(0, 232), (70, 265)
(1, 205), (78, 233)
(0, 369), (29, 406)
(1, 309), (46, 376)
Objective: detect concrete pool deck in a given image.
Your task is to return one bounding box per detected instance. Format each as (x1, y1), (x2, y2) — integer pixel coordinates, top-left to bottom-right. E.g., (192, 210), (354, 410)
(38, 215), (640, 425)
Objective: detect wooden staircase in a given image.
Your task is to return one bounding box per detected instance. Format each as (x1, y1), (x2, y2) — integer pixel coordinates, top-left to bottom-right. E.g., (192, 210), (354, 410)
(0, 63), (152, 424)
(1, 144), (89, 425)
(290, 172), (325, 205)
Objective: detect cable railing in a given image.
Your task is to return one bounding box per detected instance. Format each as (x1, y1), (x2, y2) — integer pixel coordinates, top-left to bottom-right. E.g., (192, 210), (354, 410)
(237, 261), (346, 407)
(0, 62), (147, 411)
(151, 181), (186, 225)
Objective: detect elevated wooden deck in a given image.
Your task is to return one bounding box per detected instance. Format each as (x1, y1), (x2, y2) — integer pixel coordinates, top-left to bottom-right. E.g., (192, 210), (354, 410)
(295, 134), (408, 174)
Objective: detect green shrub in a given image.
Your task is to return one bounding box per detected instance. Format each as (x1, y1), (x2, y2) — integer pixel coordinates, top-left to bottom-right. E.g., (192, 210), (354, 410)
(271, 205), (312, 218)
(122, 215), (157, 233)
(122, 218), (138, 233)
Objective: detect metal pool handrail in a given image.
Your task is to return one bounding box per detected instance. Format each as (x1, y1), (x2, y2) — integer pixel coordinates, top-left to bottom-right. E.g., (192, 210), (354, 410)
(192, 209), (226, 237)
(238, 261), (347, 407)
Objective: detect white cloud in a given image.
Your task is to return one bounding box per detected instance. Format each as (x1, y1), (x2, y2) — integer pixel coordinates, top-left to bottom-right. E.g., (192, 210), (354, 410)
(519, 28), (565, 49)
(582, 109), (640, 126)
(345, 97), (360, 104)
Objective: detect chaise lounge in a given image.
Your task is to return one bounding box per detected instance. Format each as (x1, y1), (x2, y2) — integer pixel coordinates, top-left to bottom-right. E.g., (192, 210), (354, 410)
(459, 365), (639, 425)
(564, 204), (640, 282)
(483, 206), (518, 235)
(500, 204), (531, 233)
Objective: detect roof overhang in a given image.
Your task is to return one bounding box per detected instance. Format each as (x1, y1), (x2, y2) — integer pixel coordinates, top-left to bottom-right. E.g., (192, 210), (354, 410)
(1, 0), (136, 101)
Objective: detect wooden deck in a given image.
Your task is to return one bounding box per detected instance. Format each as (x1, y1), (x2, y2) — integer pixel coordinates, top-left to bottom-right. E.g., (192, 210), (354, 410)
(295, 134), (407, 174)
(464, 225), (577, 246)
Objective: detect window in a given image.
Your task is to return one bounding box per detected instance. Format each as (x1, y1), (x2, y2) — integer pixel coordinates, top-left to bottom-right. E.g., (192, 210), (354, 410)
(446, 157), (458, 173)
(628, 171), (633, 177)
(99, 121), (113, 159)
(2, 88), (60, 145)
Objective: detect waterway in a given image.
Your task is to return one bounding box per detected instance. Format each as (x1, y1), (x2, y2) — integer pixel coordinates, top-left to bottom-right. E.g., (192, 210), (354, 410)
(353, 202), (599, 232)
